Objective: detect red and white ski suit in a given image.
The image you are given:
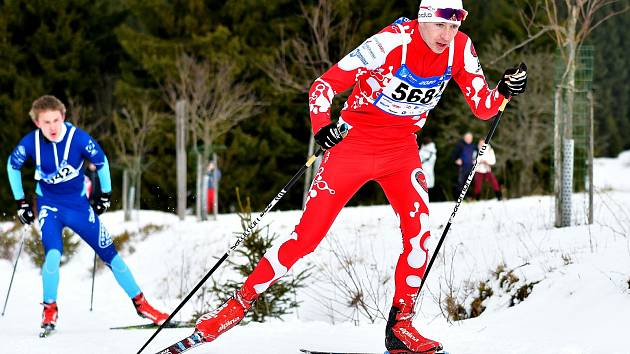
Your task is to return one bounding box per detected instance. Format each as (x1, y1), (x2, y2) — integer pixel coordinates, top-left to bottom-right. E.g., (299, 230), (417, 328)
(242, 19), (505, 311)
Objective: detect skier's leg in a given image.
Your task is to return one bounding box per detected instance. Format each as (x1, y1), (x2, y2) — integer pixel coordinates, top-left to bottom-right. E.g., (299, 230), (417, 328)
(376, 148), (442, 353)
(38, 204), (63, 327)
(39, 211), (63, 304)
(64, 202), (168, 324)
(196, 143), (370, 341)
(242, 145), (369, 298)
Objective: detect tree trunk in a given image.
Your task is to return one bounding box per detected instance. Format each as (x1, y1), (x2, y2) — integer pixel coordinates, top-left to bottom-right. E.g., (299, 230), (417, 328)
(123, 169), (130, 221)
(587, 91), (594, 225)
(135, 169), (142, 217)
(176, 100), (187, 220)
(559, 5), (579, 227)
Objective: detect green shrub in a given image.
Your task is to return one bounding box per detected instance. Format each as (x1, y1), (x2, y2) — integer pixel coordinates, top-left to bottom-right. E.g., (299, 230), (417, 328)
(0, 223), (22, 260)
(201, 188), (311, 324)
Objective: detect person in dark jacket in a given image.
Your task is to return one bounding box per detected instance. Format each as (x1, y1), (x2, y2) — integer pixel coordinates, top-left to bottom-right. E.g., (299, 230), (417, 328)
(452, 132), (477, 197)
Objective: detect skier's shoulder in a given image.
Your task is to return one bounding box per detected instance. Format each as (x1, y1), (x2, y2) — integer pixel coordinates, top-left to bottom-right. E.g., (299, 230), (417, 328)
(452, 31), (484, 76)
(378, 16), (414, 34)
(66, 122), (97, 147)
(452, 31), (474, 59)
(9, 131), (36, 167)
(14, 129), (37, 153)
(66, 122), (87, 139)
(20, 129), (38, 144)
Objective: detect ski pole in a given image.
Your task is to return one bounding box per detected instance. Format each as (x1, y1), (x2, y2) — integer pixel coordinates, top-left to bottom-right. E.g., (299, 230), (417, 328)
(89, 252), (97, 311)
(2, 226), (29, 316)
(419, 90), (516, 294)
(137, 147), (325, 354)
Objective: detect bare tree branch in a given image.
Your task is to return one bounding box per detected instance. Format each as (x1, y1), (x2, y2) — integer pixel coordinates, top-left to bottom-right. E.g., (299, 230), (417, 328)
(259, 0), (355, 94)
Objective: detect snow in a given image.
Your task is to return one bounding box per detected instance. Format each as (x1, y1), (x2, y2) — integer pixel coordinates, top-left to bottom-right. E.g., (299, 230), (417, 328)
(1, 152), (629, 354)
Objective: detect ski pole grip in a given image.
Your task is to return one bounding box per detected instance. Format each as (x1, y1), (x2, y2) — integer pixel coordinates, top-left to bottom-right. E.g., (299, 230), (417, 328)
(307, 151), (322, 167)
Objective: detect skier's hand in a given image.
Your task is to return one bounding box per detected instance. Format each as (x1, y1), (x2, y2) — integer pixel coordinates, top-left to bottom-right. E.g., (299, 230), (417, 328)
(92, 192), (112, 215)
(497, 63), (527, 98)
(314, 122), (346, 150)
(16, 199), (35, 225)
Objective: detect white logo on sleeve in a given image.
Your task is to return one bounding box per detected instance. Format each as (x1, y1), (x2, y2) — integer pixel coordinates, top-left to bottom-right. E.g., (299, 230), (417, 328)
(98, 224), (113, 248)
(85, 140), (97, 157)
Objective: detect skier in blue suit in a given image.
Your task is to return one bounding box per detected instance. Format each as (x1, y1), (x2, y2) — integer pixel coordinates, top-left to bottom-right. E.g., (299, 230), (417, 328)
(7, 95), (168, 330)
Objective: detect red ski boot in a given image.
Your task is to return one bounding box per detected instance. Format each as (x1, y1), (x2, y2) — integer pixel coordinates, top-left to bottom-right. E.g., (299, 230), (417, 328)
(132, 293), (169, 325)
(195, 289), (254, 342)
(41, 302), (58, 328)
(385, 306), (442, 353)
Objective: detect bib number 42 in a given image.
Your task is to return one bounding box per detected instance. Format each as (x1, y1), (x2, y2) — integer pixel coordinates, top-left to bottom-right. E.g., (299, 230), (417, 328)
(45, 166), (76, 184)
(391, 82), (436, 104)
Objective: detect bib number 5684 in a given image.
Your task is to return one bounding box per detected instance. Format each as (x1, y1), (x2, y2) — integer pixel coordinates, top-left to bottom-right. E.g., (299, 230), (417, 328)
(391, 82), (436, 104)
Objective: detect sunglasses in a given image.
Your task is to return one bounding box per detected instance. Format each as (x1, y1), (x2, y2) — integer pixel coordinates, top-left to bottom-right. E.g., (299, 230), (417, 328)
(421, 7), (468, 22)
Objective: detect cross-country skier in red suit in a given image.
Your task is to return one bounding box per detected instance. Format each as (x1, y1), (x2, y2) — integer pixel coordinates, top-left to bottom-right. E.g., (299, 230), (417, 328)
(195, 0), (527, 352)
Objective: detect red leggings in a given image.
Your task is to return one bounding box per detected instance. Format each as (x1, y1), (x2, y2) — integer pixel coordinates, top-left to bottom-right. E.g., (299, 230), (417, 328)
(473, 172), (500, 195)
(241, 136), (432, 312)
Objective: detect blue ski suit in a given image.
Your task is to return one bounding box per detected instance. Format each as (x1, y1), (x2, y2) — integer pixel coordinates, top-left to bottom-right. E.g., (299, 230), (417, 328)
(7, 122), (141, 303)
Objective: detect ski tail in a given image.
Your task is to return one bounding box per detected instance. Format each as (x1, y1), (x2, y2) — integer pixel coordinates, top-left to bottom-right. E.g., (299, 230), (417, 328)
(153, 330), (205, 354)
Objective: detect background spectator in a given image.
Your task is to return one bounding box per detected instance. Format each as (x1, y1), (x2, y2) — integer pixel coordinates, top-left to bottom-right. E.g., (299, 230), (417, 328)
(451, 132), (476, 198)
(207, 161), (221, 214)
(473, 138), (502, 200)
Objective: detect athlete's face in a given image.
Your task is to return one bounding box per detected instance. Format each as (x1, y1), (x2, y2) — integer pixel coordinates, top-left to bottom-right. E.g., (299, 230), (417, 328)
(35, 110), (65, 141)
(418, 22), (460, 54)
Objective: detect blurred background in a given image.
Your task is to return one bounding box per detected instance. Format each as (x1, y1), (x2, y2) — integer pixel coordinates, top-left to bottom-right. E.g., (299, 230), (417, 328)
(0, 0), (628, 222)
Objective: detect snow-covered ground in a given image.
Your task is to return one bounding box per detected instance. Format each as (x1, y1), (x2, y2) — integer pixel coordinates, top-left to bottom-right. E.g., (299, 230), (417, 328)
(1, 151), (630, 354)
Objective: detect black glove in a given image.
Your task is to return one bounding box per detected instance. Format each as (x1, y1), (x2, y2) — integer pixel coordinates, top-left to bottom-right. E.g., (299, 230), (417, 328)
(497, 63), (527, 98)
(16, 199), (35, 225)
(314, 123), (345, 150)
(92, 192), (112, 215)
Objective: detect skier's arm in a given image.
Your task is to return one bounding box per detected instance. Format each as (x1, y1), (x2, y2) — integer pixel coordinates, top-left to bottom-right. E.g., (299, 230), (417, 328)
(7, 137), (36, 224)
(7, 158), (25, 200)
(96, 156), (112, 194)
(309, 24), (409, 133)
(452, 36), (505, 120)
(81, 134), (112, 194)
(81, 135), (112, 214)
(7, 136), (33, 200)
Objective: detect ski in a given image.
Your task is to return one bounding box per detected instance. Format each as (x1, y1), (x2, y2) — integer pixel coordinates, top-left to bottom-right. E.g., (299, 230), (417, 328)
(110, 320), (192, 330)
(153, 330), (205, 354)
(38, 324), (55, 338)
(299, 350), (383, 354)
(300, 350), (448, 354)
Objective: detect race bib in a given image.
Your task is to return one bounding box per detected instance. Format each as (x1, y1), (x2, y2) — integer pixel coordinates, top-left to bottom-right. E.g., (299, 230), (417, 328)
(374, 65), (450, 116)
(36, 163), (80, 185)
